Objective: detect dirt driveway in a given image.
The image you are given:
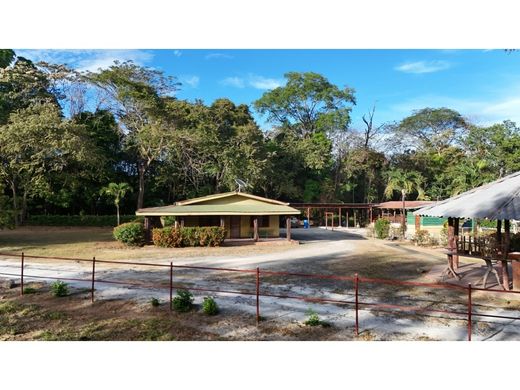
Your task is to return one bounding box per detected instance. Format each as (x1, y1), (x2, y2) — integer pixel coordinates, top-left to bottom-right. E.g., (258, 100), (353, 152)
(1, 227), (520, 340)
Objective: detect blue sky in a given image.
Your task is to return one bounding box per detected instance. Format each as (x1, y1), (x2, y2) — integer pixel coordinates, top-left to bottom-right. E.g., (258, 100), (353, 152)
(15, 49), (520, 130)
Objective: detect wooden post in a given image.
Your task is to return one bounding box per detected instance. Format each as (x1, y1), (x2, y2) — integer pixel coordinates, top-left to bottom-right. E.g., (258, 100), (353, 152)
(220, 216), (225, 228)
(307, 207), (310, 227)
(256, 267), (260, 324)
(286, 217), (291, 241)
(174, 220), (179, 229)
(453, 218), (460, 269)
(355, 273), (359, 336)
(180, 218), (185, 228)
(448, 217), (455, 270)
(325, 211), (328, 230)
(502, 219), (511, 290)
(253, 217), (259, 242)
(467, 284), (472, 341)
(346, 210), (349, 228)
(497, 219), (502, 244)
(354, 210), (357, 227)
(91, 256), (96, 303)
(20, 252), (24, 296)
(169, 262), (173, 311)
(338, 207), (342, 228)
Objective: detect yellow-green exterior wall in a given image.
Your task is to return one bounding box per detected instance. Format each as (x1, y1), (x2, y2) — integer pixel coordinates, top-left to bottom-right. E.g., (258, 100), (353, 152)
(180, 215), (280, 239)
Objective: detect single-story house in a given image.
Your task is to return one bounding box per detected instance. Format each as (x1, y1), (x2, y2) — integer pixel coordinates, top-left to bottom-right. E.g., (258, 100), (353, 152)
(136, 191), (301, 242)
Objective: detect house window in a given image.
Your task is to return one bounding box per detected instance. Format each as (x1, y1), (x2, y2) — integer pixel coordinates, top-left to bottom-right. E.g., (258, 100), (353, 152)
(250, 216), (270, 228)
(199, 216), (221, 226)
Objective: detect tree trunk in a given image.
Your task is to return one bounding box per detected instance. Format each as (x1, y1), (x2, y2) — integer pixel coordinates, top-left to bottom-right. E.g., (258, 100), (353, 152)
(10, 182), (18, 227)
(116, 204), (120, 226)
(21, 189), (28, 225)
(137, 161), (146, 210)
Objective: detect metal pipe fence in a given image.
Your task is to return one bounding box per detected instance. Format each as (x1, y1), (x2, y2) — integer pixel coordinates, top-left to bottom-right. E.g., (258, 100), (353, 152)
(1, 251), (520, 340)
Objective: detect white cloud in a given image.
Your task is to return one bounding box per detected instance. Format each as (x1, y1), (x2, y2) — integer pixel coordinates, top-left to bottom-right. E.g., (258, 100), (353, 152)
(180, 75), (200, 88)
(173, 50), (182, 57)
(220, 76), (245, 88)
(14, 49), (154, 72)
(205, 53), (233, 60)
(395, 60), (451, 74)
(247, 74), (283, 90)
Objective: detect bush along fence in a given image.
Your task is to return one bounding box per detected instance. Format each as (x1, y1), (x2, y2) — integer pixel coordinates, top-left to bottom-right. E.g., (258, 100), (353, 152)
(2, 252), (520, 340)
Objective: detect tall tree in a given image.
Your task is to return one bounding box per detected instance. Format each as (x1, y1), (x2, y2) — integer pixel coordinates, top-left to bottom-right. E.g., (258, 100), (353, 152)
(86, 61), (179, 209)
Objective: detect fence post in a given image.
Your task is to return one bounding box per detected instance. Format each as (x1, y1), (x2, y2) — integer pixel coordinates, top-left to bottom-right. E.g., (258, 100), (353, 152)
(467, 283), (472, 341)
(91, 256), (96, 303)
(20, 252), (24, 296)
(169, 262), (173, 311)
(355, 273), (359, 336)
(256, 267), (260, 324)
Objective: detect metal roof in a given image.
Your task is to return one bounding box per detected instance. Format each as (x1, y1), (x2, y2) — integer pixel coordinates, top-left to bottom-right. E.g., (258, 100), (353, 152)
(375, 201), (434, 210)
(136, 192), (300, 216)
(414, 171), (520, 220)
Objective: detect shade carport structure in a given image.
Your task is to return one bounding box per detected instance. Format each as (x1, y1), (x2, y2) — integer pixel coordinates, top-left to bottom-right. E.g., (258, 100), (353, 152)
(414, 171), (520, 290)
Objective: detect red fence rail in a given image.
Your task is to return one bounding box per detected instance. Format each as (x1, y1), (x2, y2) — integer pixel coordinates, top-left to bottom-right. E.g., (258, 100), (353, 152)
(1, 251), (520, 340)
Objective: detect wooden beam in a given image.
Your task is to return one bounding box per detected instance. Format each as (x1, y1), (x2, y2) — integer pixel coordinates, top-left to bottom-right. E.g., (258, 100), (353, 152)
(503, 219), (511, 290)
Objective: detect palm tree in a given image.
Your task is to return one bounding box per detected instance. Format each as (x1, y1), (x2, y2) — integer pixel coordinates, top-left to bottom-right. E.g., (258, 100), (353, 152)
(384, 169), (426, 233)
(100, 183), (133, 225)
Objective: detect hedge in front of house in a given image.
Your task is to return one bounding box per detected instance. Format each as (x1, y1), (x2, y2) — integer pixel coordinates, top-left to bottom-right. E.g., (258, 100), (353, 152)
(113, 222), (145, 246)
(152, 226), (226, 248)
(26, 214), (137, 227)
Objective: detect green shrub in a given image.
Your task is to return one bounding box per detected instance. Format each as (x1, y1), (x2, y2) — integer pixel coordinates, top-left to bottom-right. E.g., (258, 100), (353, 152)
(412, 229), (432, 246)
(152, 226), (226, 248)
(23, 287), (37, 294)
(162, 216), (176, 227)
(113, 222), (145, 246)
(26, 214), (135, 227)
(51, 281), (69, 297)
(201, 296), (219, 315)
(374, 218), (391, 239)
(172, 289), (194, 312)
(150, 297), (160, 307)
(304, 309), (323, 326)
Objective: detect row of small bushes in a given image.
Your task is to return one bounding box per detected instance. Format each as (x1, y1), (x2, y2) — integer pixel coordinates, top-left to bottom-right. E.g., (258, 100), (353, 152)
(152, 226), (226, 247)
(26, 214), (138, 227)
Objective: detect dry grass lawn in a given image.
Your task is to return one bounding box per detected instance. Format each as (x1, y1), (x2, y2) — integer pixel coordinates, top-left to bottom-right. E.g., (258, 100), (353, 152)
(0, 226), (294, 260)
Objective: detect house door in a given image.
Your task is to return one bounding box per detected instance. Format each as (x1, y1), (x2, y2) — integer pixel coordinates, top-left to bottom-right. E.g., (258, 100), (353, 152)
(230, 216), (241, 238)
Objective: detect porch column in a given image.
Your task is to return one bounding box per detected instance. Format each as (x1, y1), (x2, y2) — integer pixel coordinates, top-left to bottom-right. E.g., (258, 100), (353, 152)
(453, 218), (460, 269)
(339, 207), (342, 228)
(220, 216), (225, 228)
(180, 218), (185, 228)
(307, 207), (310, 224)
(144, 217), (151, 244)
(253, 217), (259, 242)
(346, 210), (349, 228)
(354, 210), (357, 227)
(286, 217), (291, 241)
(502, 219), (511, 290)
(174, 220), (179, 229)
